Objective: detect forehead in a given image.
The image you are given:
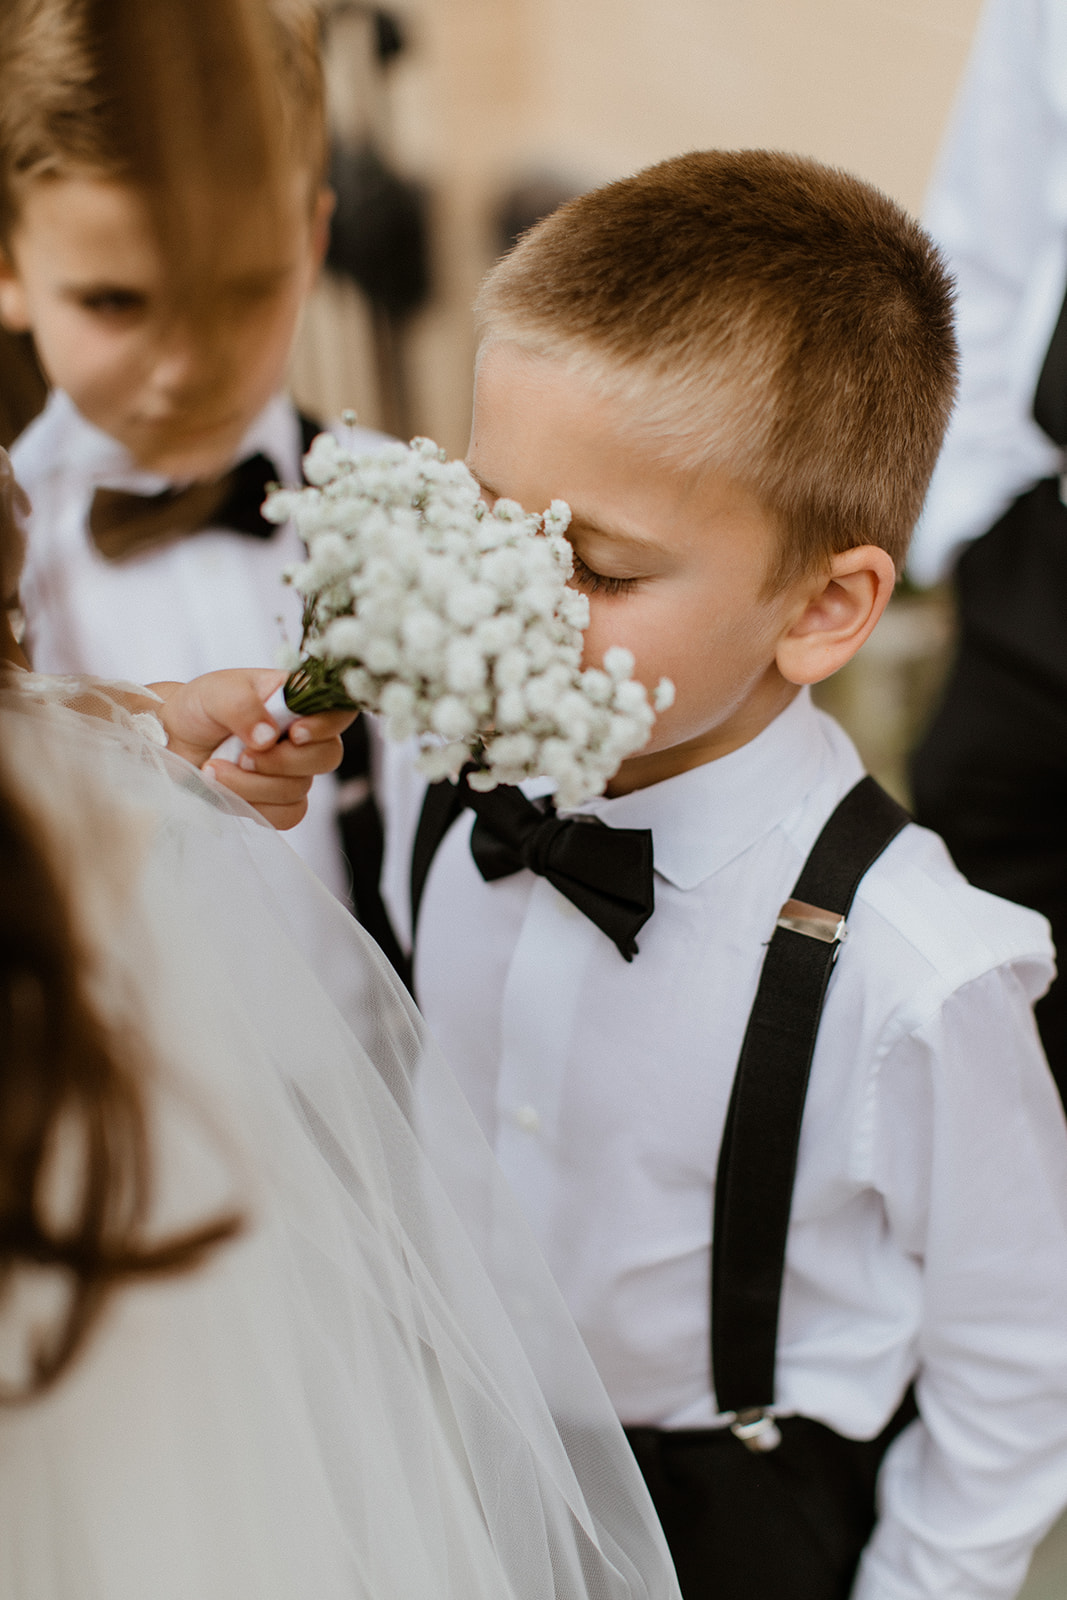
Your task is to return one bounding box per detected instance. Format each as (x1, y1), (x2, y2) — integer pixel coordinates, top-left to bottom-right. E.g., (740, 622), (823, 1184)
(470, 342), (674, 508)
(10, 175), (159, 275)
(9, 172), (310, 286)
(469, 340), (777, 557)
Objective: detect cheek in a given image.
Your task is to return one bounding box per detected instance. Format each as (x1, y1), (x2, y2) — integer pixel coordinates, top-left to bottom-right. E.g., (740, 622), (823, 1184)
(580, 592), (694, 704)
(223, 291), (304, 394)
(581, 584), (780, 746)
(247, 297), (297, 357)
(32, 313), (132, 405)
(582, 585), (710, 676)
(579, 595), (636, 673)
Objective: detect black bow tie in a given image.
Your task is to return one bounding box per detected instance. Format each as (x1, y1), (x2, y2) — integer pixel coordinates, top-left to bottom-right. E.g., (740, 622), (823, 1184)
(89, 452), (280, 562)
(460, 772), (655, 960)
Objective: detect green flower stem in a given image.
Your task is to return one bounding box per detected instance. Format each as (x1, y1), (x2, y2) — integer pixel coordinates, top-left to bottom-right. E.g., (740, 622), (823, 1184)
(283, 658), (359, 716)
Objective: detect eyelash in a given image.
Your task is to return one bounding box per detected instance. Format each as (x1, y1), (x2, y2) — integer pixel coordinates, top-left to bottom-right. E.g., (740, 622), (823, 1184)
(80, 292), (144, 315)
(570, 552), (641, 596)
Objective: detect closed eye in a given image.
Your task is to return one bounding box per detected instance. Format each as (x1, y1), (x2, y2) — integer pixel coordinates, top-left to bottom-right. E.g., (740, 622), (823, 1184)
(569, 550), (642, 596)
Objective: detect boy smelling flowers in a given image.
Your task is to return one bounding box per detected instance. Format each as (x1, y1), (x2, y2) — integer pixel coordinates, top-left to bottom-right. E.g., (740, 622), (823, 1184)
(377, 151), (1067, 1600)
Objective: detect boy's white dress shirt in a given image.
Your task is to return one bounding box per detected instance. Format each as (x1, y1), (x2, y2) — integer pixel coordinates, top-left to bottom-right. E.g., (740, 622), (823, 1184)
(13, 389), (384, 902)
(909, 0), (1067, 585)
(381, 689), (1067, 1600)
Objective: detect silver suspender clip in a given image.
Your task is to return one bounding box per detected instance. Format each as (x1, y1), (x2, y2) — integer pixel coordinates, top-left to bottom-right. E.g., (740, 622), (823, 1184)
(776, 898), (847, 947)
(730, 902), (848, 1454)
(730, 1408), (783, 1453)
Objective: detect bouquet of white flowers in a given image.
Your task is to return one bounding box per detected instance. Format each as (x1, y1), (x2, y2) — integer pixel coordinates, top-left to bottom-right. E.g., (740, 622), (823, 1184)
(264, 432), (673, 809)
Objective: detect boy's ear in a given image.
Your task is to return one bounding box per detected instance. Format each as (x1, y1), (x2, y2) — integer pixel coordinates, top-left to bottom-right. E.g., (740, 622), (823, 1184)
(0, 249), (30, 332)
(775, 545), (896, 686)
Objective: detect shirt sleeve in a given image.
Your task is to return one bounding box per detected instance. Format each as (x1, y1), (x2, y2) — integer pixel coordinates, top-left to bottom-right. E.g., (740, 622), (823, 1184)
(908, 0), (1067, 586)
(853, 962), (1067, 1599)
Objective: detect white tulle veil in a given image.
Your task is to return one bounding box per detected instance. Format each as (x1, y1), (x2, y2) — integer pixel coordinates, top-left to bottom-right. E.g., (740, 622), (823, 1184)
(0, 673), (680, 1600)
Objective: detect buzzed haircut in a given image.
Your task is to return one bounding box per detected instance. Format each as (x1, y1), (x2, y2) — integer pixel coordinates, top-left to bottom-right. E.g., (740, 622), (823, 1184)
(476, 150), (958, 586)
(0, 0), (326, 253)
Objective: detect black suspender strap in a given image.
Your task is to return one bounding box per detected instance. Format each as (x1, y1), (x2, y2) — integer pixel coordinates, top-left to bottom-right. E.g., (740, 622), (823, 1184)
(1034, 278), (1067, 449)
(711, 775), (909, 1449)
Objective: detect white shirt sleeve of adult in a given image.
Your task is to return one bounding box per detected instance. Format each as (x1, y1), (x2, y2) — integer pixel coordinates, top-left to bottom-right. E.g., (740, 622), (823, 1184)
(852, 962), (1067, 1600)
(908, 0), (1067, 586)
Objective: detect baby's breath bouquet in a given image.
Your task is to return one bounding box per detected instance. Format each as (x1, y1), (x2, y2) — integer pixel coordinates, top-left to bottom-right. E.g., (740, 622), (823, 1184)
(266, 433), (673, 810)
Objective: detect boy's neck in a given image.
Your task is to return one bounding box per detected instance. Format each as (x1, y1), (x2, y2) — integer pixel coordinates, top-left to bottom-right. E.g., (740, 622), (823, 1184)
(55, 389), (288, 483)
(605, 675), (802, 796)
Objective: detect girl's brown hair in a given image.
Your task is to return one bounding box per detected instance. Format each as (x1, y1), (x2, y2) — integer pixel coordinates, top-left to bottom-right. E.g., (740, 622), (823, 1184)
(0, 769), (242, 1399)
(0, 451), (239, 1398)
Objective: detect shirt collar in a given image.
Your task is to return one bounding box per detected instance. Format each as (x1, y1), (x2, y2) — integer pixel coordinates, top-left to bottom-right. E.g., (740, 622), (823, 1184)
(14, 389), (301, 493)
(567, 689), (837, 891)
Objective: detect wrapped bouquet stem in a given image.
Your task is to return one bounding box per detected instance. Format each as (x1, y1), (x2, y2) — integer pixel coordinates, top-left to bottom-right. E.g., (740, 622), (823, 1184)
(258, 433), (673, 810)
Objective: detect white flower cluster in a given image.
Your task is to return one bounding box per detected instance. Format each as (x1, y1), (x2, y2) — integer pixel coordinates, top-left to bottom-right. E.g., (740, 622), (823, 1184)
(268, 433), (674, 809)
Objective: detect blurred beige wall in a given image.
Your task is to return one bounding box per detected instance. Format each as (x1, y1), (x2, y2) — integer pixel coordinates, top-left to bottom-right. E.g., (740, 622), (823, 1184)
(292, 0), (984, 452)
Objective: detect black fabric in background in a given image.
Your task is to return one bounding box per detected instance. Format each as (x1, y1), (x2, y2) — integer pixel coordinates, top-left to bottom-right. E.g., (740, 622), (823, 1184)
(911, 273), (1067, 1105)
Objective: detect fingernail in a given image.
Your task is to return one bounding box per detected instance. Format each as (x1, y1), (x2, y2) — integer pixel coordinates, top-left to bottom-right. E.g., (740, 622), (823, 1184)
(202, 763), (217, 782)
(290, 724), (311, 744)
(250, 722), (276, 747)
(239, 753), (257, 772)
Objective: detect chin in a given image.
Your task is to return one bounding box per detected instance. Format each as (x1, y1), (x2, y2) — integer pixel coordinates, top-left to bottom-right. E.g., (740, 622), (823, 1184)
(127, 426), (246, 481)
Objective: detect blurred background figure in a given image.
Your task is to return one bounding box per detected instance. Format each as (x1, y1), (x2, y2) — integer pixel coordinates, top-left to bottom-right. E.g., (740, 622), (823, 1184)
(906, 0), (1067, 1108)
(0, 0), (392, 938)
(320, 4), (431, 438)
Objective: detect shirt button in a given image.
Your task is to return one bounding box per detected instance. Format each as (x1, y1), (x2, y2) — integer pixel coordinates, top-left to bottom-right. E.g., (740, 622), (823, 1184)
(514, 1103), (541, 1133)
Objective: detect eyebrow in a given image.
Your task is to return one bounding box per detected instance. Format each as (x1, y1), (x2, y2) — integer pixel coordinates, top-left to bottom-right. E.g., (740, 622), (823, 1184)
(471, 472), (667, 559)
(226, 265), (293, 291)
(60, 277), (147, 295)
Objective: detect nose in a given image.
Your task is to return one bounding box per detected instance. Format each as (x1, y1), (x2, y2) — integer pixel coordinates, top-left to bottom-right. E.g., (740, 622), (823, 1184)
(146, 317), (223, 404)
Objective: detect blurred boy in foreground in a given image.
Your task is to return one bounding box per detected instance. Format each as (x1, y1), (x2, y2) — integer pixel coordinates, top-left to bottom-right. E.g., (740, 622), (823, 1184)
(0, 0), (384, 907)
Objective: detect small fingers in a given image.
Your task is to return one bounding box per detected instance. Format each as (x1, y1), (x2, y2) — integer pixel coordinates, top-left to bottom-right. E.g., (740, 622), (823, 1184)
(236, 733), (346, 778)
(245, 799), (310, 831)
(288, 708), (358, 746)
(205, 761), (314, 825)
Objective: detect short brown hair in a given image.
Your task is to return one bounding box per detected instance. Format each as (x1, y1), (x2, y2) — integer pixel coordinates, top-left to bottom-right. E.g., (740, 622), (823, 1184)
(476, 150), (958, 585)
(0, 0), (326, 249)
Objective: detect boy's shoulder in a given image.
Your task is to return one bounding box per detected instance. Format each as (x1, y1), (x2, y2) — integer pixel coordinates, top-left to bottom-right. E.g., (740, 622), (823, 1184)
(785, 706), (1054, 1021)
(843, 813), (1054, 1024)
(9, 389), (110, 492)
